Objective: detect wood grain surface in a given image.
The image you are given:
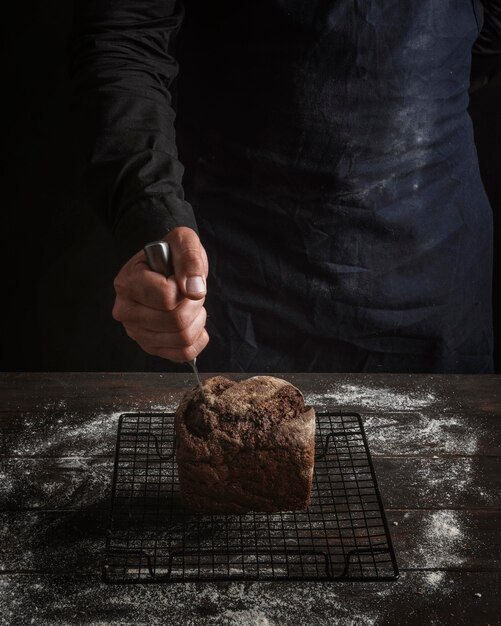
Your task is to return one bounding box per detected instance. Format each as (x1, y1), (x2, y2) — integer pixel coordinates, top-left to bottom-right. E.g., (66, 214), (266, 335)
(1, 373), (500, 625)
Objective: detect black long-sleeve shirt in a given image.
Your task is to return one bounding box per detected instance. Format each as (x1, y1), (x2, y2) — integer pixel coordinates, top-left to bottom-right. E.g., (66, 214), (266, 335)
(69, 0), (197, 263)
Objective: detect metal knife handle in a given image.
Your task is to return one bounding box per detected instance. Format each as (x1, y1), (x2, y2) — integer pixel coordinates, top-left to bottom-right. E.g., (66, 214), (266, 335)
(143, 240), (206, 400)
(144, 240), (173, 277)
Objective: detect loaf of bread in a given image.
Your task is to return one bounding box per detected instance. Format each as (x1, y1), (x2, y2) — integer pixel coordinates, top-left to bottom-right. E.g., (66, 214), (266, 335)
(174, 375), (316, 514)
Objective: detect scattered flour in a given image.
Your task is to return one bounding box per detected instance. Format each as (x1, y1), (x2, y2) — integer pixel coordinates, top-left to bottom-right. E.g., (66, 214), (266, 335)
(414, 510), (466, 568)
(358, 412), (476, 457)
(424, 570), (446, 588)
(10, 412), (122, 457)
(411, 457), (480, 505)
(305, 383), (438, 411)
(189, 582), (387, 626)
(2, 399), (185, 508)
(11, 399), (177, 459)
(41, 399), (69, 411)
(215, 609), (273, 626)
(0, 472), (15, 495)
(0, 576), (399, 626)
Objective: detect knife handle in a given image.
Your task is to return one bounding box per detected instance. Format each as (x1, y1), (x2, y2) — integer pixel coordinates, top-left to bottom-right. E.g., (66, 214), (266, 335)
(143, 240), (204, 391)
(144, 240), (174, 277)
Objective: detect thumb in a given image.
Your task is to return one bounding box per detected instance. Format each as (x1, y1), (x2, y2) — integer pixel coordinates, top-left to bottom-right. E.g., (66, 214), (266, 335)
(165, 227), (207, 300)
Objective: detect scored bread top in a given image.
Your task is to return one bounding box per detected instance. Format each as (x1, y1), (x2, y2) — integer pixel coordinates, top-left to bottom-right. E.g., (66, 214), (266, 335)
(175, 375), (316, 463)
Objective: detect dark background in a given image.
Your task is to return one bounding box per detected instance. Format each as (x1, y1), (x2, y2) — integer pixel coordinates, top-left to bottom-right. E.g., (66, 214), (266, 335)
(2, 3), (500, 373)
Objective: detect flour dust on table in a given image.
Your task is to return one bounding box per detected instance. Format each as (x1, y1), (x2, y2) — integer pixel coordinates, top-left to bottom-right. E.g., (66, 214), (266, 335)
(413, 510), (467, 569)
(305, 382), (440, 411)
(363, 413), (480, 457)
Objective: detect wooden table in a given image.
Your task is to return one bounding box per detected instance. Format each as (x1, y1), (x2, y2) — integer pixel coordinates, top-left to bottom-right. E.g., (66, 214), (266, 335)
(1, 373), (500, 625)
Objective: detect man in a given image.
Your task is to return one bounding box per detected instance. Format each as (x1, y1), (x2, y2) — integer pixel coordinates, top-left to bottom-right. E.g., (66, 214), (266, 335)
(69, 0), (499, 373)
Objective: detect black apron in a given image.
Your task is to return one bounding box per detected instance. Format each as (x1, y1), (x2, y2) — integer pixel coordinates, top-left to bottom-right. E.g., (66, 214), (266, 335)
(175, 0), (494, 373)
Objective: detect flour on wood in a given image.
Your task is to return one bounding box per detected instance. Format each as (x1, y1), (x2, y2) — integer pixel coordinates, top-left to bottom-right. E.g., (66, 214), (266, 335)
(305, 383), (438, 411)
(424, 570), (446, 589)
(414, 510), (466, 568)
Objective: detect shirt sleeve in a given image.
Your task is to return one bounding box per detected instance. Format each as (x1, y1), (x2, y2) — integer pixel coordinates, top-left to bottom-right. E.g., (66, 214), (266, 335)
(470, 0), (501, 92)
(68, 0), (198, 263)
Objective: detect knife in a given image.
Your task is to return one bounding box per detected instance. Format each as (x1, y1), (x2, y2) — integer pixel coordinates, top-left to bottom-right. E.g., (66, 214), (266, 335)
(143, 240), (206, 401)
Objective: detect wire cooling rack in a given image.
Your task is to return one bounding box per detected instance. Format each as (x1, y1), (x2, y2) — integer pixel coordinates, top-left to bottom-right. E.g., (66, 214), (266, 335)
(103, 411), (399, 583)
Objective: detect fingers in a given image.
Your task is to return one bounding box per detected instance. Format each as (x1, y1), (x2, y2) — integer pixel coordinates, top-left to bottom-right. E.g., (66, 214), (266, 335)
(165, 227), (207, 300)
(112, 227), (211, 363)
(118, 268), (184, 312)
(124, 305), (207, 350)
(113, 298), (205, 333)
(146, 328), (210, 363)
(113, 295), (209, 361)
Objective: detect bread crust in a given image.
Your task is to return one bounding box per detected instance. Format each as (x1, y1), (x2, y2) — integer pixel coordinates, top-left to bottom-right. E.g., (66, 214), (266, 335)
(175, 376), (316, 514)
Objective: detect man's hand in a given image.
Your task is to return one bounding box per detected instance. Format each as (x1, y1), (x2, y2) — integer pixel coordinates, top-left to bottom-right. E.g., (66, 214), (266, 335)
(112, 227), (209, 363)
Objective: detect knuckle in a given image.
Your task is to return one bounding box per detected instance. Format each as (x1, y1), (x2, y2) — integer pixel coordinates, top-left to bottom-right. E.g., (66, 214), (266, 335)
(201, 329), (210, 346)
(112, 302), (123, 321)
(113, 276), (126, 295)
(182, 247), (203, 270)
(180, 345), (198, 362)
(161, 288), (178, 312)
(200, 306), (208, 325)
(178, 328), (195, 347)
(197, 333), (209, 352)
(166, 227), (184, 244)
(173, 305), (206, 336)
(172, 308), (192, 332)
